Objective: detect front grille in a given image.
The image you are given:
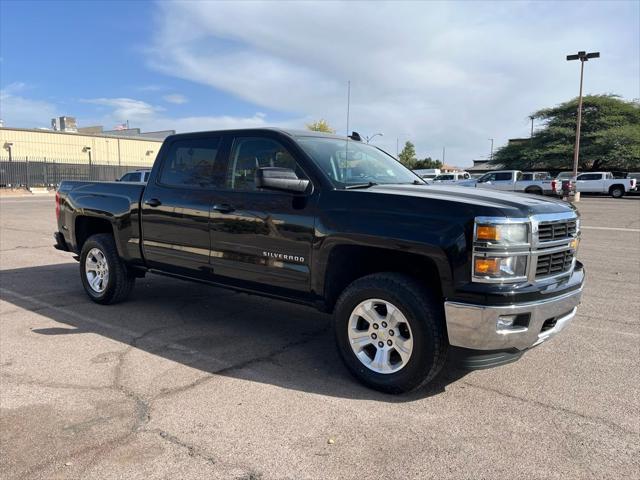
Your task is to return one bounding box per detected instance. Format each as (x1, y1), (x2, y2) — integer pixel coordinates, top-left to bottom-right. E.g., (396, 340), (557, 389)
(536, 250), (574, 278)
(538, 220), (577, 242)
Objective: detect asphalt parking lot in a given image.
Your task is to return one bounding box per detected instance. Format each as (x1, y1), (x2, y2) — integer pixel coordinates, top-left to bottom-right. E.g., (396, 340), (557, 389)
(1, 194), (638, 480)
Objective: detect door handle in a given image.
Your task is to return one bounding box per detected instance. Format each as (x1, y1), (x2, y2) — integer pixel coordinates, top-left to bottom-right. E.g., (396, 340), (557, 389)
(145, 198), (162, 207)
(212, 203), (235, 214)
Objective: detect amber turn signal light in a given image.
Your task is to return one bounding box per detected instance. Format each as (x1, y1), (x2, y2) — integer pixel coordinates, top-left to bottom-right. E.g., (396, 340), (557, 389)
(476, 225), (500, 241)
(474, 258), (500, 275)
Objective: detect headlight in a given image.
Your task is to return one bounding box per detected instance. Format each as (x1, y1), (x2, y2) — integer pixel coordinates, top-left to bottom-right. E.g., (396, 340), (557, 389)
(473, 217), (531, 283)
(473, 255), (528, 281)
(475, 222), (528, 246)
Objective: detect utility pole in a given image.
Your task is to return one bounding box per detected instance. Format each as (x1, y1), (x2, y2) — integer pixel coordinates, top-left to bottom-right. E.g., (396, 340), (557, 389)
(488, 138), (494, 161)
(566, 51), (600, 179)
(442, 146), (446, 164)
(529, 115), (535, 137)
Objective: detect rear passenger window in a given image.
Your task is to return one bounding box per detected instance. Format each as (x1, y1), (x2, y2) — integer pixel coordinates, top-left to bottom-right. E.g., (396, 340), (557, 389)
(494, 172), (512, 181)
(143, 172), (150, 182)
(159, 138), (222, 188)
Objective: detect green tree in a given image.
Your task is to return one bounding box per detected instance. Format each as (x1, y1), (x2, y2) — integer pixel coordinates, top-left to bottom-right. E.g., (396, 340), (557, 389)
(306, 119), (335, 134)
(398, 141), (418, 168)
(492, 95), (640, 171)
(414, 157), (443, 169)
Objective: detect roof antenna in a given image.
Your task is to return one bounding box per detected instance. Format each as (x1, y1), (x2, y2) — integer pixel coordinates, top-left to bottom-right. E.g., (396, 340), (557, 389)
(346, 80), (351, 137)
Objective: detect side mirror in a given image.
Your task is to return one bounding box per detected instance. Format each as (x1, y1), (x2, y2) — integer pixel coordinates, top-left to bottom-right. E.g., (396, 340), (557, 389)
(256, 167), (310, 193)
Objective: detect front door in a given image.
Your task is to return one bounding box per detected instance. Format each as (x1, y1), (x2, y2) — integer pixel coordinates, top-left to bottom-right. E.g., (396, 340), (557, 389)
(209, 135), (317, 294)
(576, 173), (604, 193)
(141, 135), (225, 277)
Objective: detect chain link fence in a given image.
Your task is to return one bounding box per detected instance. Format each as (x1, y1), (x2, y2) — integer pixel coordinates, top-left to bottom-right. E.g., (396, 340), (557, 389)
(0, 157), (150, 188)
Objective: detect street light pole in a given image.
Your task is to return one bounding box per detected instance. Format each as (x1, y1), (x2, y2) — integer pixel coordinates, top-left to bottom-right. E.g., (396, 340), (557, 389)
(365, 133), (383, 144)
(566, 51), (600, 179)
(488, 138), (494, 161)
(529, 116), (535, 137)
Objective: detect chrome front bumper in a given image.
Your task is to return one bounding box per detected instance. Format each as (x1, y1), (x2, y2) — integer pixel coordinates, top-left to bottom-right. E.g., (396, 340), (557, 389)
(444, 287), (583, 351)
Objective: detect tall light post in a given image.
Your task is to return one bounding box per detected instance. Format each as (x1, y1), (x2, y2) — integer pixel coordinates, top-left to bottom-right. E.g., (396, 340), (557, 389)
(365, 133), (383, 144)
(529, 115), (535, 137)
(488, 138), (494, 161)
(566, 51), (600, 180)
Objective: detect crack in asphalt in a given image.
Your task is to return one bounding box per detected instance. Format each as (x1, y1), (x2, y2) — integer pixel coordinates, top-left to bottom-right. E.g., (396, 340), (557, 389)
(461, 381), (639, 437)
(2, 287), (327, 477)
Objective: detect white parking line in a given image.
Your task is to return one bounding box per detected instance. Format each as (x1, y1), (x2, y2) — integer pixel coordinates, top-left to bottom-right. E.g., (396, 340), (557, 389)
(581, 226), (640, 233)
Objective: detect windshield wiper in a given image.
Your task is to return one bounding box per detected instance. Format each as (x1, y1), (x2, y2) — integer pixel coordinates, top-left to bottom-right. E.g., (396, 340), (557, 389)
(344, 182), (378, 189)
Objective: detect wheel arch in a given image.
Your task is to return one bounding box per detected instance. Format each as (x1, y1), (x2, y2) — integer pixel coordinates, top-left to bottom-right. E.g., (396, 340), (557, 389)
(608, 183), (625, 195)
(317, 243), (450, 313)
(74, 215), (117, 253)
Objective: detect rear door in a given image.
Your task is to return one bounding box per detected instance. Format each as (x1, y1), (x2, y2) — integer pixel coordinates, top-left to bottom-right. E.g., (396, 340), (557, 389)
(141, 135), (225, 277)
(208, 134), (317, 294)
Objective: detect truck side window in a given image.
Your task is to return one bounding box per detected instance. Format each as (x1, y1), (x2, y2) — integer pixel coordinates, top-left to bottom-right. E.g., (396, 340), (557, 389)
(494, 172), (512, 181)
(227, 137), (303, 191)
(159, 138), (222, 188)
(578, 173), (599, 181)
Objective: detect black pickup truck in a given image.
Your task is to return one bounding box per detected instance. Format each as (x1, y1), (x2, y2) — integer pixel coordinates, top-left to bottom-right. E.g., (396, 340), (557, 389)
(54, 128), (584, 393)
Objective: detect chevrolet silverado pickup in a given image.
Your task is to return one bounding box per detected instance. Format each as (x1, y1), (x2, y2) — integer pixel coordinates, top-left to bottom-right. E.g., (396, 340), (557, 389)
(54, 128), (585, 393)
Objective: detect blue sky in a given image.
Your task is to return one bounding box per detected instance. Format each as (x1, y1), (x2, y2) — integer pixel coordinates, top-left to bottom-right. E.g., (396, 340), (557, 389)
(1, 0), (638, 166)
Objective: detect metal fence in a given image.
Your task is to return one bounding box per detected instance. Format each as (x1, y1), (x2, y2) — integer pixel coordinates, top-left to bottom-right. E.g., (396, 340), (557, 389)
(0, 157), (150, 188)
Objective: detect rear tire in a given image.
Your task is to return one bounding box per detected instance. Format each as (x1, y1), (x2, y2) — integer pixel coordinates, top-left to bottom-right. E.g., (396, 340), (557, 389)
(610, 186), (624, 198)
(334, 273), (447, 393)
(80, 234), (135, 304)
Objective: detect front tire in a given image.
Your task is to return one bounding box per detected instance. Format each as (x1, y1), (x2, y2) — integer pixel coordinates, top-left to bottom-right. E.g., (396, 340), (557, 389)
(80, 234), (135, 304)
(334, 273), (447, 393)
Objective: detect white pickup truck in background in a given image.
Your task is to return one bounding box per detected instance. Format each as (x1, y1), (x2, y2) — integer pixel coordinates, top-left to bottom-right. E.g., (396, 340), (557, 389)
(430, 171), (471, 184)
(459, 170), (558, 195)
(576, 172), (637, 198)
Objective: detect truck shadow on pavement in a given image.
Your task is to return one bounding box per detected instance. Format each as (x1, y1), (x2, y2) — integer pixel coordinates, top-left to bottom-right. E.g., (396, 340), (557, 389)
(1, 262), (470, 402)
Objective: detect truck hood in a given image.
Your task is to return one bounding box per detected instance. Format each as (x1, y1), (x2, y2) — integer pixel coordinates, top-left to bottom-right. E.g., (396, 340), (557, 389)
(360, 184), (576, 217)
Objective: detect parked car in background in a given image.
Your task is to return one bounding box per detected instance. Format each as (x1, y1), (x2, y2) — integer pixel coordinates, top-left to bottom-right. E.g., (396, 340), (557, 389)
(459, 170), (557, 195)
(117, 169), (151, 183)
(522, 171), (552, 181)
(413, 168), (440, 180)
(555, 171), (579, 181)
(626, 172), (640, 195)
(575, 172), (636, 198)
(431, 172), (471, 184)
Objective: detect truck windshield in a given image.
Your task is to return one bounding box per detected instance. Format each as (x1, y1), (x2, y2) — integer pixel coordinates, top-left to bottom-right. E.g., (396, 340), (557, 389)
(296, 137), (421, 188)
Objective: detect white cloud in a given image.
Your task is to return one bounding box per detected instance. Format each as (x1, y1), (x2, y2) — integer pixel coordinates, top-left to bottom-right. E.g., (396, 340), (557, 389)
(146, 0), (639, 166)
(77, 97), (271, 133)
(163, 93), (188, 104)
(81, 97), (164, 121)
(0, 83), (57, 128)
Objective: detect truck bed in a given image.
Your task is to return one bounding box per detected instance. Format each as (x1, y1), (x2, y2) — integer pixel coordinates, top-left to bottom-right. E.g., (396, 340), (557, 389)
(56, 180), (146, 263)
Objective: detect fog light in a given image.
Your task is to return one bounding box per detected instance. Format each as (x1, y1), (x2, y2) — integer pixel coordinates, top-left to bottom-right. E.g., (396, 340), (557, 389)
(497, 315), (516, 330)
(496, 313), (531, 332)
